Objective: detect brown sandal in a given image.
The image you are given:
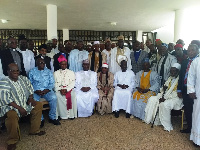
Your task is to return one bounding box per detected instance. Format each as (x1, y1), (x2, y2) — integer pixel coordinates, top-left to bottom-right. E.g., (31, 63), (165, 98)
(29, 131), (46, 136)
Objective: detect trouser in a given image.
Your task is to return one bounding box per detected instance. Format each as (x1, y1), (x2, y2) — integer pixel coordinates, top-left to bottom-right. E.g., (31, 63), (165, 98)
(183, 89), (194, 130)
(5, 102), (42, 145)
(34, 91), (57, 120)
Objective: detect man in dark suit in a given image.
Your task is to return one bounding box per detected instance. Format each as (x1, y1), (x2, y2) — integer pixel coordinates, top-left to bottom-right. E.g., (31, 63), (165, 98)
(178, 44), (199, 133)
(130, 40), (148, 74)
(53, 44), (69, 72)
(0, 37), (26, 76)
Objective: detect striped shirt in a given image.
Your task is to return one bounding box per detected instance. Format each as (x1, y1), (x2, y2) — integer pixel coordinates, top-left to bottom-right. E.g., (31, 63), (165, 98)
(0, 75), (33, 117)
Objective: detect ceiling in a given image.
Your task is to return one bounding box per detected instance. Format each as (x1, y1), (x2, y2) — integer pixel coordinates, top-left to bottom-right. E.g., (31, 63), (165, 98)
(0, 0), (200, 31)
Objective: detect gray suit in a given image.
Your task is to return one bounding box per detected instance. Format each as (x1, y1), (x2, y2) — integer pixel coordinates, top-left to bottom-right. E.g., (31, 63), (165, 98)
(130, 50), (148, 74)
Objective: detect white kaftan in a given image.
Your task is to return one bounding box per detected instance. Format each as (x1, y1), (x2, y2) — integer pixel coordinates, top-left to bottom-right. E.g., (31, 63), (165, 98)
(109, 47), (132, 74)
(144, 76), (183, 131)
(46, 47), (59, 59)
(69, 49), (89, 72)
(75, 70), (99, 117)
(54, 69), (77, 119)
(17, 48), (35, 75)
(112, 70), (135, 114)
(187, 57), (200, 145)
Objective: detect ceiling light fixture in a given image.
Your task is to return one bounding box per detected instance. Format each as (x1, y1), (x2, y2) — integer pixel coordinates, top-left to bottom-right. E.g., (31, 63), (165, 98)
(1, 19), (9, 23)
(110, 22), (117, 26)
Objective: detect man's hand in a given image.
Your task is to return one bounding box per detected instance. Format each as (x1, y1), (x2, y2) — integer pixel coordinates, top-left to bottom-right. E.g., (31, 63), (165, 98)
(42, 89), (50, 95)
(137, 87), (143, 93)
(27, 98), (37, 107)
(60, 89), (67, 95)
(163, 86), (168, 91)
(35, 90), (42, 95)
(159, 97), (165, 103)
(124, 84), (129, 89)
(189, 93), (197, 99)
(81, 87), (91, 92)
(177, 92), (182, 98)
(18, 107), (27, 116)
(142, 89), (150, 93)
(117, 84), (123, 88)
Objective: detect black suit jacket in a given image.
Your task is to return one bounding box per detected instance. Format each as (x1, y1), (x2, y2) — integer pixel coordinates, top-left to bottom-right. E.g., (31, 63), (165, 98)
(35, 55), (52, 70)
(177, 59), (189, 93)
(0, 48), (26, 76)
(53, 53), (69, 72)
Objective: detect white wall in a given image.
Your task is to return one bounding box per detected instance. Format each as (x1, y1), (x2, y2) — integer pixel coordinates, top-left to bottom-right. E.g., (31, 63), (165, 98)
(152, 24), (174, 44)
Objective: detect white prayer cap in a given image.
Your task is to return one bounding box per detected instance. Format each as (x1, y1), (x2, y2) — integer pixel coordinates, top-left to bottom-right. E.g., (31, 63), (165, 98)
(93, 41), (100, 45)
(51, 36), (57, 40)
(172, 63), (181, 70)
(82, 59), (90, 64)
(87, 43), (92, 46)
(102, 63), (108, 68)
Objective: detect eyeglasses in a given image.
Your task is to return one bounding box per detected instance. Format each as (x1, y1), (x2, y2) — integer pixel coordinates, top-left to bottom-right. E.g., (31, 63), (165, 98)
(9, 69), (20, 72)
(38, 62), (45, 64)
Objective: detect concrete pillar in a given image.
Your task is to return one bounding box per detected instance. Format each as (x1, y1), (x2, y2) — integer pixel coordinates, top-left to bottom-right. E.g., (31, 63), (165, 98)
(46, 4), (57, 40)
(63, 29), (69, 43)
(136, 30), (143, 42)
(174, 9), (185, 43)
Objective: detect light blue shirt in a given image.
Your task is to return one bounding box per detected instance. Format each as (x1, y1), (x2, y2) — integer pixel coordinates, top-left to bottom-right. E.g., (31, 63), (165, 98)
(28, 67), (55, 91)
(69, 49), (89, 72)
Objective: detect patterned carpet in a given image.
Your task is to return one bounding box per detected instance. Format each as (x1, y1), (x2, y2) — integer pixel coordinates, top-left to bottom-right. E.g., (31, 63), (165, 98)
(0, 111), (198, 150)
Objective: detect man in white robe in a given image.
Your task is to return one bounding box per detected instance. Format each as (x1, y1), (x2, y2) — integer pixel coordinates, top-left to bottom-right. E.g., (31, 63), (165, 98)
(17, 38), (35, 75)
(46, 36), (59, 59)
(144, 63), (183, 131)
(157, 43), (177, 85)
(54, 55), (77, 119)
(187, 56), (200, 147)
(112, 60), (135, 118)
(109, 35), (131, 74)
(69, 39), (89, 72)
(75, 59), (99, 117)
(102, 38), (112, 65)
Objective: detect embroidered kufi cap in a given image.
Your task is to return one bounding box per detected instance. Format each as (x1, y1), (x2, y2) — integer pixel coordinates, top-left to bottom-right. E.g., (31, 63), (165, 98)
(93, 41), (100, 45)
(172, 63), (181, 70)
(82, 59), (90, 64)
(102, 63), (108, 68)
(118, 35), (124, 40)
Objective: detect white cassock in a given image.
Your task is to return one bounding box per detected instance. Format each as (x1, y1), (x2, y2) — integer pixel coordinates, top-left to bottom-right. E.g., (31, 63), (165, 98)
(112, 70), (135, 114)
(17, 48), (35, 75)
(144, 76), (183, 131)
(46, 47), (59, 59)
(69, 49), (89, 72)
(54, 69), (77, 119)
(187, 57), (200, 145)
(75, 70), (99, 117)
(109, 47), (132, 74)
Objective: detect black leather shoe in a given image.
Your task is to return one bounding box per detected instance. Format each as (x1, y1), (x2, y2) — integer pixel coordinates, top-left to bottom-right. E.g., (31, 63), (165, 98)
(115, 111), (119, 118)
(49, 119), (61, 125)
(126, 113), (130, 118)
(180, 129), (191, 133)
(40, 120), (44, 128)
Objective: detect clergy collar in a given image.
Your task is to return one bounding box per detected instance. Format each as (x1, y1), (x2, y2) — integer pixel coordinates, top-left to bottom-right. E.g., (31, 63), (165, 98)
(135, 49), (141, 53)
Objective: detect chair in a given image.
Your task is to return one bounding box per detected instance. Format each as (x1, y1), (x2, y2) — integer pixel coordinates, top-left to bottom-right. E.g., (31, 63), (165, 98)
(40, 98), (50, 110)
